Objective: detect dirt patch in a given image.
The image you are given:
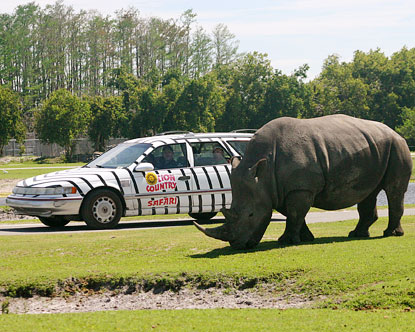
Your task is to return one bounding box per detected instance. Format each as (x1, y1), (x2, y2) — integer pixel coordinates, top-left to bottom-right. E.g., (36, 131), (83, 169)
(1, 288), (314, 314)
(0, 179), (19, 195)
(0, 209), (33, 222)
(0, 179), (34, 222)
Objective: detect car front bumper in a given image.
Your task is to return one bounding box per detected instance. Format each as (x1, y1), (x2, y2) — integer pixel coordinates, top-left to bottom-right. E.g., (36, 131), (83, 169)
(6, 195), (83, 217)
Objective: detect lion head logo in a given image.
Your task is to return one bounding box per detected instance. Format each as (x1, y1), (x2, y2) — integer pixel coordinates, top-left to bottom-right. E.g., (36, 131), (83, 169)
(145, 172), (158, 185)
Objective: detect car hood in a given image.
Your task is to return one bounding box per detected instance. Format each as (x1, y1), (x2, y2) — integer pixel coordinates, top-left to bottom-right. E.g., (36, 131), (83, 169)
(15, 167), (134, 195)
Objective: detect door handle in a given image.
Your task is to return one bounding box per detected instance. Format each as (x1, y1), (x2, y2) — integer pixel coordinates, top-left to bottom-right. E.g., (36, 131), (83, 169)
(178, 175), (190, 181)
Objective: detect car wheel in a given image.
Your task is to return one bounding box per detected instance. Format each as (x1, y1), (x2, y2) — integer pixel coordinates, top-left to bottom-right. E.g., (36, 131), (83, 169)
(81, 189), (123, 229)
(38, 216), (70, 228)
(189, 212), (217, 220)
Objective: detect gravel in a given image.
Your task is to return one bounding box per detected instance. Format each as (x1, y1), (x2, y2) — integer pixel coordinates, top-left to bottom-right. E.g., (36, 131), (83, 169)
(1, 288), (314, 314)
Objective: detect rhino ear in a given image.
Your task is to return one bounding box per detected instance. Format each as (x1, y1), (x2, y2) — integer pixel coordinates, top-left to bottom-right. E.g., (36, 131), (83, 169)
(248, 158), (267, 180)
(230, 156), (241, 169)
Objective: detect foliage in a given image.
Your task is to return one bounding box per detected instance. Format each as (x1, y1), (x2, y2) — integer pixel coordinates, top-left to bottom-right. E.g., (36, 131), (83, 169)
(397, 107), (415, 145)
(0, 2), (238, 106)
(87, 96), (123, 151)
(35, 89), (90, 160)
(2, 2), (415, 149)
(171, 73), (225, 132)
(0, 85), (25, 153)
(216, 52), (311, 131)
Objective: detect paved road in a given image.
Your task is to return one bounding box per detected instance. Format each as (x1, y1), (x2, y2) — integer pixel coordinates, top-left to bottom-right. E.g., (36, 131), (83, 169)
(0, 208), (414, 236)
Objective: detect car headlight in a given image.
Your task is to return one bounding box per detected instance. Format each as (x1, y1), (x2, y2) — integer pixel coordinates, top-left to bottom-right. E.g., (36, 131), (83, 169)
(12, 186), (77, 195)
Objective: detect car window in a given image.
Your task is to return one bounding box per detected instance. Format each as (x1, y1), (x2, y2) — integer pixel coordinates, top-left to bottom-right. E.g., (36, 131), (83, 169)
(144, 143), (189, 170)
(190, 142), (231, 166)
(227, 140), (249, 156)
(87, 143), (151, 168)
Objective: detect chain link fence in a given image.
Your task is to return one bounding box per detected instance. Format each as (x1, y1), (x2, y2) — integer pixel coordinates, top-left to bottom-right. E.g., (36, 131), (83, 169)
(1, 138), (126, 161)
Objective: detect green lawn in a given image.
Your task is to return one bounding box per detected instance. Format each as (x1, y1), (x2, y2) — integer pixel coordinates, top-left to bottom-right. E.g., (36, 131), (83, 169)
(0, 164), (83, 180)
(1, 309), (414, 331)
(0, 216), (414, 310)
(1, 216), (415, 330)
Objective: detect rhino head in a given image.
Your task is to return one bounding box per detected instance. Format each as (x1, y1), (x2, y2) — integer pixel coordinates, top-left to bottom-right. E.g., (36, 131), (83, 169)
(194, 156), (274, 249)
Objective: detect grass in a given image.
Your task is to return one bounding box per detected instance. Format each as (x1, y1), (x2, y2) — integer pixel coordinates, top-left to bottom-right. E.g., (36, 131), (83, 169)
(0, 165), (82, 180)
(0, 216), (414, 310)
(1, 309), (415, 331)
(1, 216), (415, 330)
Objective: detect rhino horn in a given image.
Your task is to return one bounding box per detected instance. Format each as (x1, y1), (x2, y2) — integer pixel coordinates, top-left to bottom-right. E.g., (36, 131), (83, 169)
(193, 222), (232, 242)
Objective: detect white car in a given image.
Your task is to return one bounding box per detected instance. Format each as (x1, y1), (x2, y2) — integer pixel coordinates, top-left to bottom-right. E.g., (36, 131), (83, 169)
(6, 132), (253, 229)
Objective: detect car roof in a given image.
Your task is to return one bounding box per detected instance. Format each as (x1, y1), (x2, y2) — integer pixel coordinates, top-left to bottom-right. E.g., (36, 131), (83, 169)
(124, 132), (254, 144)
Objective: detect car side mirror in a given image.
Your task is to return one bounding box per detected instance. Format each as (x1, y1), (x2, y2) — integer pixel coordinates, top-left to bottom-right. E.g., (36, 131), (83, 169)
(134, 162), (154, 172)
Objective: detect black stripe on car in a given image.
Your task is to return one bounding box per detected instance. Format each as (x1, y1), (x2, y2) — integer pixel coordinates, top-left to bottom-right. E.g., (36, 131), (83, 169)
(138, 198), (142, 216)
(28, 177), (91, 194)
(190, 168), (202, 213)
(213, 166), (226, 207)
(66, 180), (84, 196)
(202, 167), (215, 212)
(180, 168), (192, 213)
(79, 177), (94, 189)
(151, 198), (156, 215)
(111, 171), (124, 195)
(168, 169), (180, 214)
(96, 174), (108, 186)
(224, 164), (231, 181)
(124, 167), (139, 193)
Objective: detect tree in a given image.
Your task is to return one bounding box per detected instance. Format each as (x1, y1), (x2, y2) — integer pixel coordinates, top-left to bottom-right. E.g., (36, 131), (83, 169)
(212, 23), (239, 66)
(87, 95), (123, 151)
(308, 54), (370, 119)
(35, 89), (90, 160)
(0, 85), (25, 154)
(260, 65), (312, 124)
(216, 52), (273, 131)
(172, 74), (225, 132)
(396, 107), (415, 146)
(189, 26), (213, 78)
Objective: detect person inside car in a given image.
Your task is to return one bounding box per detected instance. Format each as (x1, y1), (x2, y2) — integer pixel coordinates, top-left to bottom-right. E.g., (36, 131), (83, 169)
(211, 146), (228, 165)
(155, 145), (178, 169)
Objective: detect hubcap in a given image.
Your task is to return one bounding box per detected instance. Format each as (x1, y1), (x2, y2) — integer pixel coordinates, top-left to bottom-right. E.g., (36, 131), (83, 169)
(92, 196), (116, 224)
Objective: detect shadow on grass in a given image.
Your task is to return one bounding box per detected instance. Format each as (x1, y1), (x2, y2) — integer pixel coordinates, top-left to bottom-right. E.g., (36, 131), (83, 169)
(190, 235), (384, 259)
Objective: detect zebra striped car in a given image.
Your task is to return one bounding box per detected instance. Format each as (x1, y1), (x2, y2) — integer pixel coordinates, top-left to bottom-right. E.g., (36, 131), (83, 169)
(6, 132), (253, 229)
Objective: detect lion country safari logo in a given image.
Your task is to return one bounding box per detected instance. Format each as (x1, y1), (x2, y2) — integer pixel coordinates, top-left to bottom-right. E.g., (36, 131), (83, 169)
(145, 172), (158, 186)
(146, 173), (177, 192)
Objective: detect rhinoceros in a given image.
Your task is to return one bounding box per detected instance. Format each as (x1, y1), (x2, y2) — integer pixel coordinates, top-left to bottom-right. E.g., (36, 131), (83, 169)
(195, 114), (412, 249)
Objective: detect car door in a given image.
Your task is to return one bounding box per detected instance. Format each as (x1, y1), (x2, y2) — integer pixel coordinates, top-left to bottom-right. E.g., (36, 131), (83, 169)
(131, 142), (194, 216)
(187, 139), (232, 214)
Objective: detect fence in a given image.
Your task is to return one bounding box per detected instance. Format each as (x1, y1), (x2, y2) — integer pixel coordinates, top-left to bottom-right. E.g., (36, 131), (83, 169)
(1, 138), (126, 159)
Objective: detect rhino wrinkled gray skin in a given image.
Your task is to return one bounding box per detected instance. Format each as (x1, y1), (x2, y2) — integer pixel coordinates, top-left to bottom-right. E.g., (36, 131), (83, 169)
(194, 115), (413, 249)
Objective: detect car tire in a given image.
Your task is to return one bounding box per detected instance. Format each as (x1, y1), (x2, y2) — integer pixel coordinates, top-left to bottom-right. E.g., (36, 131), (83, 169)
(38, 216), (70, 228)
(81, 189), (123, 229)
(189, 212), (217, 220)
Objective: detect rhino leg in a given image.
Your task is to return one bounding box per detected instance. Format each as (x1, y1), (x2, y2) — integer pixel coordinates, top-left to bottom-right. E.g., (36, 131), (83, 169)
(300, 222), (315, 242)
(349, 190), (379, 238)
(382, 145), (410, 236)
(383, 188), (405, 237)
(278, 190), (314, 245)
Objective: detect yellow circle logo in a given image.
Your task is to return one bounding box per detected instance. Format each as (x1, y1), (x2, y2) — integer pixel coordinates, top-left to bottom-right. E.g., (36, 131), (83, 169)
(146, 172), (158, 185)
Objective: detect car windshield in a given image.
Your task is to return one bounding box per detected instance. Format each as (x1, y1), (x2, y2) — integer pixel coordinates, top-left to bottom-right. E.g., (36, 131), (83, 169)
(87, 143), (151, 168)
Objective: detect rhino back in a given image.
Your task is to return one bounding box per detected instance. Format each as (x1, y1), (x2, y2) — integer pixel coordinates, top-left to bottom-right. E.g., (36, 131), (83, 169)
(251, 115), (409, 210)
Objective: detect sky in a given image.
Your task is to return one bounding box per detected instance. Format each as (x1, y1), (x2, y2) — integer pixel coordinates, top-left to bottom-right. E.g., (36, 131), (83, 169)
(3, 0), (415, 79)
